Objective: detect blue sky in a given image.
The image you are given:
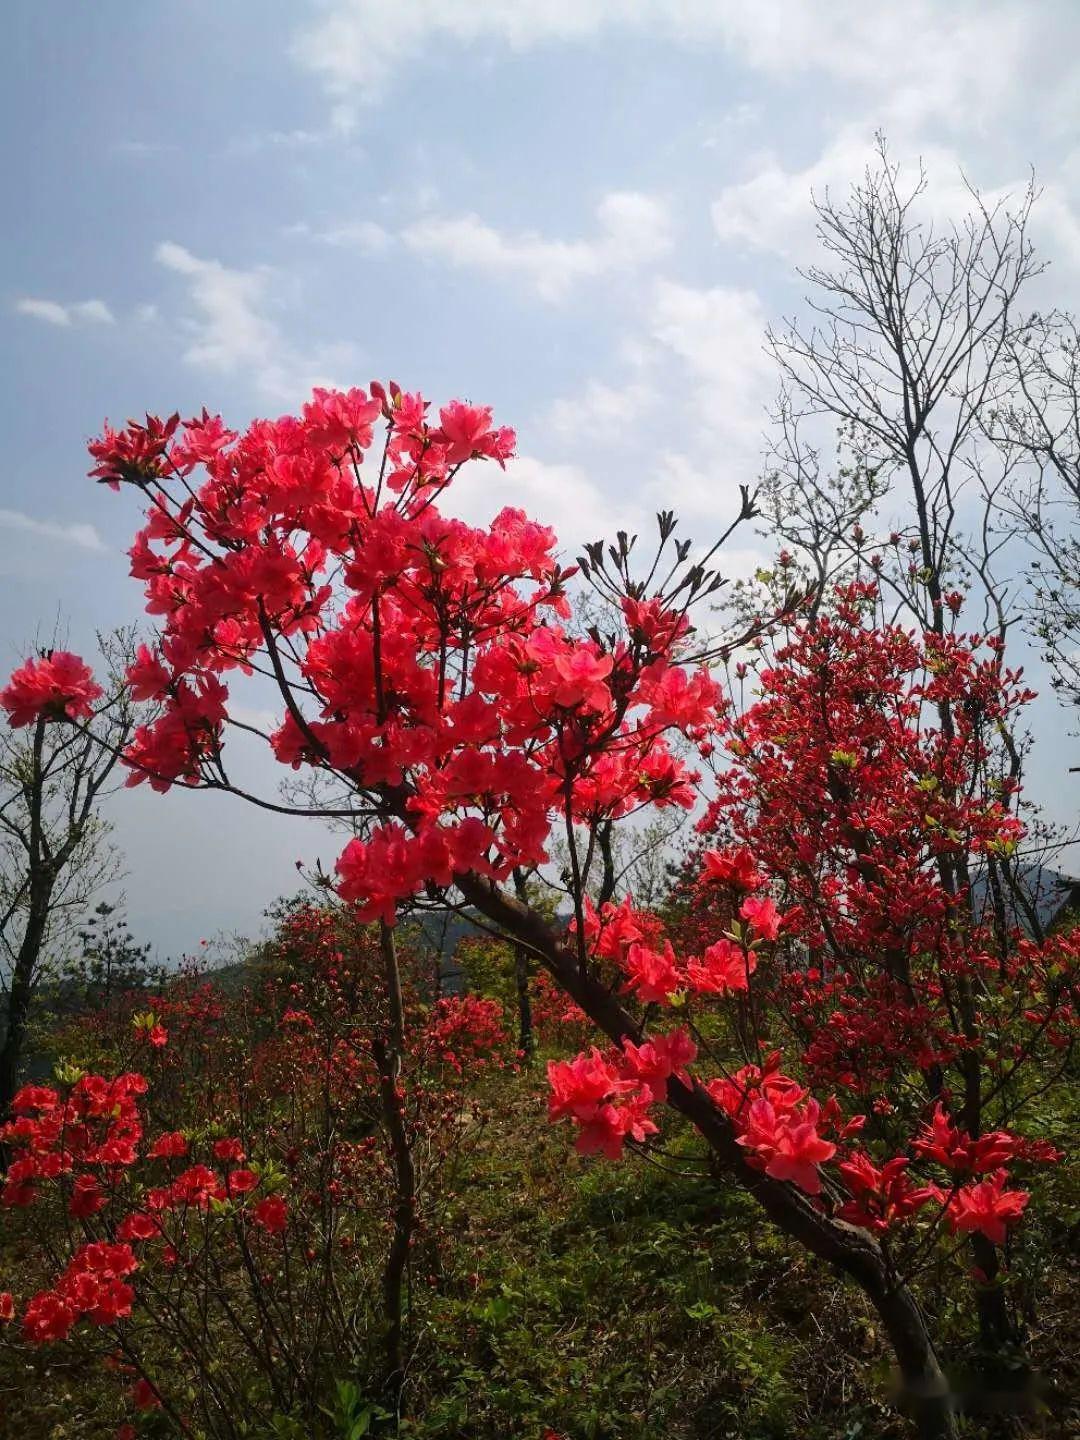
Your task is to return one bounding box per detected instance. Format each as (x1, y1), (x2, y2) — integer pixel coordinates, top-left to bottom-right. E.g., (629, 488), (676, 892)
(4, 1), (1080, 957)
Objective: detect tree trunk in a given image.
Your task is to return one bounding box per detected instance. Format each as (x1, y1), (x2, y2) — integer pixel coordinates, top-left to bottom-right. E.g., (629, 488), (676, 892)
(511, 870), (534, 1057)
(970, 1232), (1020, 1354)
(718, 1115), (954, 1440)
(513, 944), (534, 1057)
(0, 899), (50, 1127)
(372, 1035), (416, 1407)
(1, 715), (52, 1134)
(374, 923), (416, 1409)
(455, 871), (957, 1439)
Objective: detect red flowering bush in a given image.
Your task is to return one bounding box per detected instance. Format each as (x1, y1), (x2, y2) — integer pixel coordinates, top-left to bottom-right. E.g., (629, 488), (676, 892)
(2, 1066), (295, 1425)
(0, 902), (512, 1433)
(665, 591), (1077, 1327)
(531, 969), (591, 1047)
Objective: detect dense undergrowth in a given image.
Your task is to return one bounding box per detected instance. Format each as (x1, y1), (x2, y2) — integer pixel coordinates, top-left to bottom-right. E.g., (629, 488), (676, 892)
(2, 980), (1077, 1440)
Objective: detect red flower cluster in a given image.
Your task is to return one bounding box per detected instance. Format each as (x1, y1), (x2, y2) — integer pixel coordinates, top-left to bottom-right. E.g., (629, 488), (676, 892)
(913, 1104), (1021, 1174)
(708, 1059), (855, 1197)
(1, 1066), (294, 1352)
(836, 1155), (940, 1235)
(946, 1170), (1030, 1246)
(0, 651), (102, 728)
(424, 994), (508, 1071)
(88, 411), (179, 488)
(547, 1029), (696, 1160)
(1, 1074), (145, 1208)
(22, 1242), (137, 1343)
(570, 885), (784, 1013)
(666, 592), (1071, 1242)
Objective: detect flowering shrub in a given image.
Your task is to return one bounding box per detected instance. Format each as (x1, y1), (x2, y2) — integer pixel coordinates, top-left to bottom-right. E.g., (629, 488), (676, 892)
(664, 592), (1077, 1334)
(0, 903), (511, 1433)
(530, 969), (590, 1047)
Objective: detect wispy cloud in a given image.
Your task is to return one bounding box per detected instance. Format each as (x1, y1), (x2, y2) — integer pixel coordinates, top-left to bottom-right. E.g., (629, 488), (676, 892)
(451, 452), (637, 553)
(287, 218), (392, 254)
(545, 379), (655, 444)
(111, 139), (179, 159)
(402, 192), (672, 302)
(0, 509), (106, 552)
(156, 242), (276, 373)
(648, 279), (772, 439)
(15, 297), (115, 327)
(155, 241), (358, 404)
(293, 0), (1027, 132)
(535, 276), (775, 536)
(709, 130), (1008, 262)
(223, 116), (360, 158)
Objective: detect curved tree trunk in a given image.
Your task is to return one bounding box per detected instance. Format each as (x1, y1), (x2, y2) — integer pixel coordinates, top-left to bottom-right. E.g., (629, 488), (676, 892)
(455, 872), (956, 1440)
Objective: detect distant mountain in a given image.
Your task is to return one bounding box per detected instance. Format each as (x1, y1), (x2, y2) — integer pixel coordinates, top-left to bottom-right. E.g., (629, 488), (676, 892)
(399, 908), (490, 993)
(190, 907), (490, 997)
(969, 864), (1080, 936)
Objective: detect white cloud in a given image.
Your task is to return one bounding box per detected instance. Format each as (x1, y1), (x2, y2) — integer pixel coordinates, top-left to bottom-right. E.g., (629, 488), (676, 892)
(295, 218), (392, 253)
(224, 116), (360, 157)
(402, 191), (671, 301)
(292, 0), (599, 105)
(72, 299), (115, 325)
(16, 299), (70, 326)
(15, 297), (115, 327)
(155, 241), (359, 404)
(156, 242), (276, 373)
(641, 454), (764, 548)
(649, 280), (771, 438)
(633, 282), (774, 529)
(709, 138), (869, 260)
(0, 509), (105, 552)
(533, 278), (773, 534)
(448, 452), (640, 553)
(293, 0), (1026, 130)
(545, 379), (654, 443)
(709, 128), (1043, 263)
(1029, 183), (1080, 274)
(714, 3), (1024, 119)
(592, 193), (673, 268)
